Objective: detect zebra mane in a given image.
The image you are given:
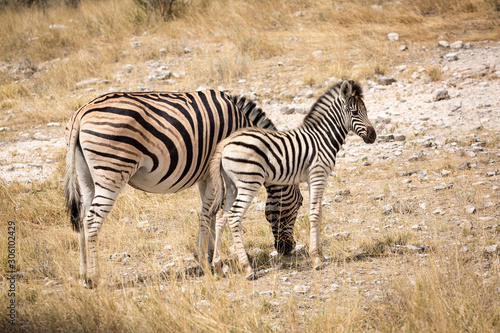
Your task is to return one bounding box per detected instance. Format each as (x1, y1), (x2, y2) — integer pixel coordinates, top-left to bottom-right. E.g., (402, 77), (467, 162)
(230, 95), (277, 130)
(303, 80), (363, 124)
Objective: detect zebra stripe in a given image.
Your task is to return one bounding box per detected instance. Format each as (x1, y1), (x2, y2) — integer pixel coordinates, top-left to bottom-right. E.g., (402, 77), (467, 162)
(64, 89), (302, 286)
(210, 80), (376, 279)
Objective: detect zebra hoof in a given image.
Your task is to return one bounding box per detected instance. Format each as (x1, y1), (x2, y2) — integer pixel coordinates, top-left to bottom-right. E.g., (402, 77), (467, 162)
(212, 259), (223, 275)
(84, 277), (98, 289)
(312, 256), (325, 270)
(244, 265), (256, 280)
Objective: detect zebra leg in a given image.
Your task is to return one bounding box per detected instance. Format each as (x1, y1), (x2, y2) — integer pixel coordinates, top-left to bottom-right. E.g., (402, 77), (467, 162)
(212, 175), (236, 274)
(74, 147), (95, 279)
(84, 186), (123, 288)
(307, 170), (328, 270)
(265, 185), (302, 255)
(226, 184), (261, 280)
(195, 179), (216, 267)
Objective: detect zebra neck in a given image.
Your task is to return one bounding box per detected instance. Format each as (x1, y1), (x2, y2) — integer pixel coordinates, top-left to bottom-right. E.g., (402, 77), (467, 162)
(299, 100), (349, 156)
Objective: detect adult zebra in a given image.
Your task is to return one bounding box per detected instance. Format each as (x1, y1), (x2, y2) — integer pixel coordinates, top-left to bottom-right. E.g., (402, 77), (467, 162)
(210, 80), (376, 279)
(65, 89), (302, 286)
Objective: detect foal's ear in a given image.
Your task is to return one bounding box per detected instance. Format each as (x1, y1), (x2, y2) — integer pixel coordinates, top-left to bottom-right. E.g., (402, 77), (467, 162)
(340, 80), (352, 101)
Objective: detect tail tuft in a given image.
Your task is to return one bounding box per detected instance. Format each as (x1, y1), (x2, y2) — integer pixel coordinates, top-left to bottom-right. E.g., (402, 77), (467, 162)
(64, 119), (82, 232)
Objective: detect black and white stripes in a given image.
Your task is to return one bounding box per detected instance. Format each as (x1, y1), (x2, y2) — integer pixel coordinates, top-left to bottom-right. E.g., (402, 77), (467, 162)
(210, 80), (376, 279)
(64, 89), (302, 286)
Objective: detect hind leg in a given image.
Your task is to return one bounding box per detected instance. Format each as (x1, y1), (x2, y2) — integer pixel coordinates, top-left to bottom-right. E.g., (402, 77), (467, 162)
(212, 178), (236, 275)
(195, 179), (216, 268)
(83, 185), (124, 287)
(75, 148), (94, 279)
(213, 172), (263, 279)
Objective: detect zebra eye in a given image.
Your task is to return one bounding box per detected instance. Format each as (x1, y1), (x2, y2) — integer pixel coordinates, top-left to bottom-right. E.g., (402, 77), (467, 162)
(352, 110), (359, 116)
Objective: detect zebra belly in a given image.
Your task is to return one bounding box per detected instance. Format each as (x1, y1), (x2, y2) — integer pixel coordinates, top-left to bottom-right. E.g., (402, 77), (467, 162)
(127, 164), (205, 194)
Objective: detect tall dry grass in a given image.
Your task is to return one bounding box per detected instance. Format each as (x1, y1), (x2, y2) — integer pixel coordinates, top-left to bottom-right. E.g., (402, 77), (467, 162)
(0, 0), (499, 129)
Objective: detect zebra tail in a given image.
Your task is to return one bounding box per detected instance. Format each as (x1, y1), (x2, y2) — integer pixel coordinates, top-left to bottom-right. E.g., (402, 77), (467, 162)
(209, 147), (225, 216)
(64, 118), (82, 233)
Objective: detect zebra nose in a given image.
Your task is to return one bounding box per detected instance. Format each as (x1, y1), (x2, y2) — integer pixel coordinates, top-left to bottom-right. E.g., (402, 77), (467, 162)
(363, 126), (376, 144)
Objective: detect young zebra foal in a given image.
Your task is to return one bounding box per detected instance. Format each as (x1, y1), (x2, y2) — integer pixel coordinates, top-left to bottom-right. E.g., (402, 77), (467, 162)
(210, 80), (376, 279)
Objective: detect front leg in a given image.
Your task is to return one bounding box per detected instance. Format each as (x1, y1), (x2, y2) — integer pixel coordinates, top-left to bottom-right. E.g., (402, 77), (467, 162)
(307, 168), (327, 269)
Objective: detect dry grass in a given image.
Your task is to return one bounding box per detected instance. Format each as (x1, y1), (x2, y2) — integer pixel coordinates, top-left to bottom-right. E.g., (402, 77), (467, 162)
(1, 130), (499, 331)
(1, 0), (500, 332)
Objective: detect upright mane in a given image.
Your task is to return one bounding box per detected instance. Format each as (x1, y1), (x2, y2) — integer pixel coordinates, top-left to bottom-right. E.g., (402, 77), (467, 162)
(230, 95), (276, 130)
(303, 80), (364, 124)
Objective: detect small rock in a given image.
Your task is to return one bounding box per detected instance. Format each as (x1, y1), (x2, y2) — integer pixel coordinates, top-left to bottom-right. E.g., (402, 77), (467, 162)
(434, 90), (450, 101)
(293, 285), (310, 294)
(33, 132), (50, 141)
(383, 204), (393, 215)
(378, 134), (394, 142)
(419, 169), (428, 181)
(148, 66), (171, 81)
(259, 290), (275, 297)
(335, 189), (351, 196)
(387, 32), (399, 41)
(412, 225), (422, 231)
(445, 52), (459, 61)
(312, 50), (323, 57)
(438, 40), (449, 47)
(393, 134), (406, 141)
(400, 169), (419, 177)
(49, 24), (68, 30)
(459, 246), (468, 253)
(441, 170), (451, 177)
(405, 245), (426, 252)
(130, 41), (142, 48)
(47, 122), (61, 127)
(484, 244), (498, 254)
(450, 41), (463, 49)
(432, 208), (445, 215)
(377, 76), (396, 86)
(465, 205), (476, 214)
(459, 162), (471, 170)
(460, 220), (473, 230)
(280, 106), (295, 115)
(485, 170), (498, 177)
(399, 44), (408, 51)
(137, 220), (151, 229)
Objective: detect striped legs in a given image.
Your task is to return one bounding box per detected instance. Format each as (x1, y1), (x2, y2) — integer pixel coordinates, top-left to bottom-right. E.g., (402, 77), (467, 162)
(307, 166), (328, 269)
(83, 188), (121, 287)
(213, 174), (262, 279)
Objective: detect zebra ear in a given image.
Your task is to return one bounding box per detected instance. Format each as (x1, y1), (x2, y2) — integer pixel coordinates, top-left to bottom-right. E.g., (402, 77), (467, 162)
(340, 80), (352, 101)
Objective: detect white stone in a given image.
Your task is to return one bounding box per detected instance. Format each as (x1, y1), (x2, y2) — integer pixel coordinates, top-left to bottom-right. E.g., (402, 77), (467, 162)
(388, 32), (399, 41)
